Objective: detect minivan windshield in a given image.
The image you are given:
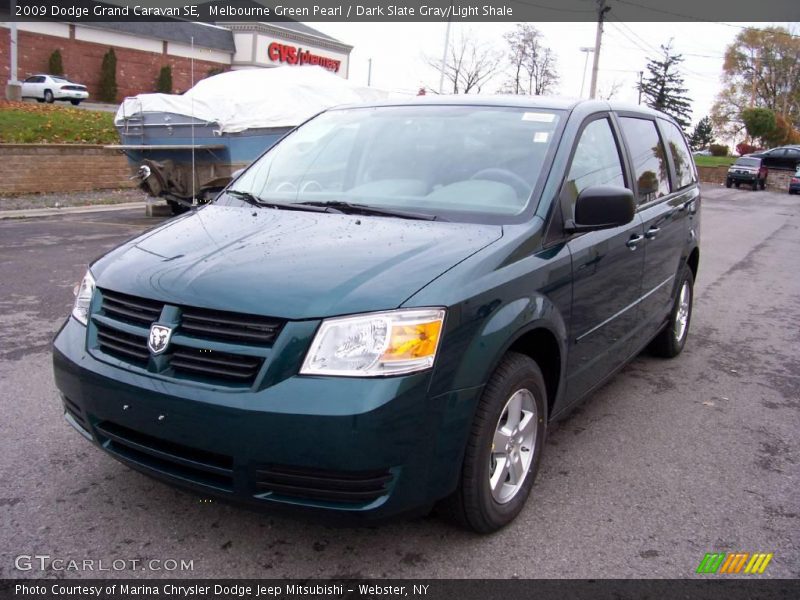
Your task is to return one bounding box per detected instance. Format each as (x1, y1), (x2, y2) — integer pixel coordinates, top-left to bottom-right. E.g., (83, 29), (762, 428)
(224, 105), (564, 224)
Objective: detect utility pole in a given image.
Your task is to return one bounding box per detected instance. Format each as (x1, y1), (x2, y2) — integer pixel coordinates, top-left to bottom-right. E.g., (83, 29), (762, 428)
(750, 49), (759, 108)
(589, 0), (610, 100)
(367, 58), (372, 86)
(579, 47), (594, 98)
(637, 71), (643, 104)
(438, 1), (454, 94)
(6, 22), (21, 101)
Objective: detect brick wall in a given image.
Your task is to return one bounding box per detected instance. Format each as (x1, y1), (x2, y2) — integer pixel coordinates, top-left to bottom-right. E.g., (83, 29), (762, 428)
(0, 29), (228, 101)
(0, 145), (134, 194)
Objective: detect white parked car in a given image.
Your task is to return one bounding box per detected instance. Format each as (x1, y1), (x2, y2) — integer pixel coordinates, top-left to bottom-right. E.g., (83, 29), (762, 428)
(21, 74), (89, 105)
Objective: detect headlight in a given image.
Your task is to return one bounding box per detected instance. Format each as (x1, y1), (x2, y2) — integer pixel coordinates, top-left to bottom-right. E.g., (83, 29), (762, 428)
(300, 308), (446, 377)
(72, 270), (96, 325)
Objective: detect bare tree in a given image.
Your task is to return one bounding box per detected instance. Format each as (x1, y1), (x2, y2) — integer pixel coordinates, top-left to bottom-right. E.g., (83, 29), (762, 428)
(425, 31), (502, 94)
(502, 24), (559, 95)
(598, 80), (623, 100)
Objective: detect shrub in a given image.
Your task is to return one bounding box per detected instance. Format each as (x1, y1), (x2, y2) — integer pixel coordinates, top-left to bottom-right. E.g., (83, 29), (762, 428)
(156, 65), (172, 93)
(98, 48), (117, 103)
(736, 142), (758, 156)
(48, 50), (64, 76)
(709, 144), (729, 157)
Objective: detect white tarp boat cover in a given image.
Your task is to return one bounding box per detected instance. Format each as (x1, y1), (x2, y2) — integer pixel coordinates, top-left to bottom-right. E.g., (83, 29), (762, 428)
(115, 66), (394, 133)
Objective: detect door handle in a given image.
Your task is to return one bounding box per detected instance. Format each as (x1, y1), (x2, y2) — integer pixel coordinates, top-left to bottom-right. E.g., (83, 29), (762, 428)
(645, 226), (660, 239)
(626, 234), (644, 249)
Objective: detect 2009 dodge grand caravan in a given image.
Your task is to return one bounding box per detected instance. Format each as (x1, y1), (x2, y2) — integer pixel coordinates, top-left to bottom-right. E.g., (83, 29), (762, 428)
(53, 97), (700, 533)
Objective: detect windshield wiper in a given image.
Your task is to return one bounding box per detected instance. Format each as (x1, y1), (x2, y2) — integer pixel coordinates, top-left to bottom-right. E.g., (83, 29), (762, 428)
(225, 190), (335, 213)
(226, 189), (263, 207)
(298, 201), (443, 221)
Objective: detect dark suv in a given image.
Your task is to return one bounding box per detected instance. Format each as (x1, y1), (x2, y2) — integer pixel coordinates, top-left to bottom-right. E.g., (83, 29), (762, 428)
(53, 97), (700, 533)
(726, 156), (768, 190)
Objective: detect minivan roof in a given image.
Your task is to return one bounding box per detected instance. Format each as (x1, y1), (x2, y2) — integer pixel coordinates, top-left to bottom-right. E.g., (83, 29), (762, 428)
(331, 94), (672, 121)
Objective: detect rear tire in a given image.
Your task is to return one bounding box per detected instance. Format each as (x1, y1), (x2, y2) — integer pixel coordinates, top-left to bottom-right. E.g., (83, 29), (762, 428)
(444, 352), (547, 533)
(44, 90), (54, 104)
(649, 268), (694, 358)
(70, 100), (81, 106)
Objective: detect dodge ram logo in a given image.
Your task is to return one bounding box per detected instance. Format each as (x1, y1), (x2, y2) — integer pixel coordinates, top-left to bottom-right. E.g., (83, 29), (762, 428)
(148, 324), (173, 355)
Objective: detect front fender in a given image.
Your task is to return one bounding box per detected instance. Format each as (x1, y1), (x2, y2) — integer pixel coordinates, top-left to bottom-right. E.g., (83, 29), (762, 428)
(429, 289), (568, 401)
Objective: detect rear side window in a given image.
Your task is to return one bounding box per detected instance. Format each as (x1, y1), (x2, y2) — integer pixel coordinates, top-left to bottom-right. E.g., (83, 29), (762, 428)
(661, 120), (696, 189)
(619, 117), (670, 203)
(563, 117), (625, 209)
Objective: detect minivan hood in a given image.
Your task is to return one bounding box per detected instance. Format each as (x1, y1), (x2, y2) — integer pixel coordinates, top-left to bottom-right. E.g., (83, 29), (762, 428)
(93, 205), (502, 319)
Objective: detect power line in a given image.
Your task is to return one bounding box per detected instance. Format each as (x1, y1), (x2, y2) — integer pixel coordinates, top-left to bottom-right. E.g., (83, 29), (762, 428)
(608, 17), (661, 54)
(612, 0), (800, 40)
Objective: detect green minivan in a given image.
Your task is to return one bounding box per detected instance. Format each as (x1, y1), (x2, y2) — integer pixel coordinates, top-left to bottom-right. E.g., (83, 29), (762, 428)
(53, 97), (700, 532)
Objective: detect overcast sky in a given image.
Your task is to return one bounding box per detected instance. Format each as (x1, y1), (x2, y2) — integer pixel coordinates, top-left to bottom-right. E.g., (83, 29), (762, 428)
(315, 21), (796, 129)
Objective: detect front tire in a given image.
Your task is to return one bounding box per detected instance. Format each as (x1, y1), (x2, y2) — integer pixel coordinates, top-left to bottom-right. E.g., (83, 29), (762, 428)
(725, 179), (732, 188)
(650, 268), (694, 358)
(446, 352), (547, 533)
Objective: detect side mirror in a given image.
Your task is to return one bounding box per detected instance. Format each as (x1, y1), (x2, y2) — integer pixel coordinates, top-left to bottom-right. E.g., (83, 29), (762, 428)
(565, 185), (635, 233)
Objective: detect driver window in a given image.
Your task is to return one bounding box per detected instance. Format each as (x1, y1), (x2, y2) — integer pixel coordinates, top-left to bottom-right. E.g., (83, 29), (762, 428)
(563, 117), (625, 211)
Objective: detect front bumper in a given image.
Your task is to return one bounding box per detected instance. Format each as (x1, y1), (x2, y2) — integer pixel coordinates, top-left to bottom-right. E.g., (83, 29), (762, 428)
(727, 171), (758, 182)
(52, 318), (481, 521)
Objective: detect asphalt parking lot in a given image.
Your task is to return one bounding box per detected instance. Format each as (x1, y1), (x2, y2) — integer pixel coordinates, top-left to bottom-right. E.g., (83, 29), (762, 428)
(0, 183), (798, 579)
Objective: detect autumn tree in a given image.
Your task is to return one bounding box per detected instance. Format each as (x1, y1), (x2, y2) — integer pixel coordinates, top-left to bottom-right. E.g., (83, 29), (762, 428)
(502, 24), (558, 95)
(711, 26), (800, 141)
(638, 41), (692, 130)
(426, 31), (502, 94)
(689, 116), (714, 150)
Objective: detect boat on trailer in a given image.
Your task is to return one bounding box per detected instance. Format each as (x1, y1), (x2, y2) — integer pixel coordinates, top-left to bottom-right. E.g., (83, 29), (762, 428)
(111, 67), (390, 214)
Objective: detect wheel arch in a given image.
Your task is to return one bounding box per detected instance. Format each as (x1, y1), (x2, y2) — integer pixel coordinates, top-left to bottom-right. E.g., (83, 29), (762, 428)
(687, 246), (700, 281)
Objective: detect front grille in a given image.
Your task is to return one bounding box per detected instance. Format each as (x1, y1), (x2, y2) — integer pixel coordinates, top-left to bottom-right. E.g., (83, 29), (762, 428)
(95, 420), (234, 492)
(180, 306), (282, 345)
(102, 289), (163, 326)
(95, 322), (149, 366)
(255, 465), (393, 505)
(93, 288), (284, 387)
(171, 345), (263, 382)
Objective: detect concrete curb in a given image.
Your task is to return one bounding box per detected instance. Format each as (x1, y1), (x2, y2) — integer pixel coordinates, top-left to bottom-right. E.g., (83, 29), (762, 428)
(0, 201), (149, 220)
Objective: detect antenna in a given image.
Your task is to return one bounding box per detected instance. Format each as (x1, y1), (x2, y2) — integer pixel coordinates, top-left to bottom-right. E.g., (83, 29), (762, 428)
(190, 36), (196, 204)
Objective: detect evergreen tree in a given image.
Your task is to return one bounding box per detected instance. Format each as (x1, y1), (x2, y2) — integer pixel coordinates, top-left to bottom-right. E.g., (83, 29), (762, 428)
(156, 65), (173, 94)
(48, 50), (64, 76)
(98, 48), (117, 103)
(689, 116), (714, 150)
(638, 42), (692, 131)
